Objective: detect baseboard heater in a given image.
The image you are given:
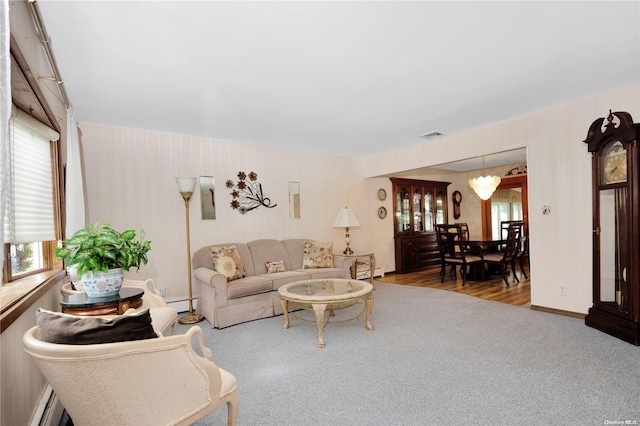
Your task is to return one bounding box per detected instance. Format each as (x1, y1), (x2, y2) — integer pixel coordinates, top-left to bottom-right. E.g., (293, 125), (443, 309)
(166, 298), (198, 313)
(31, 385), (64, 426)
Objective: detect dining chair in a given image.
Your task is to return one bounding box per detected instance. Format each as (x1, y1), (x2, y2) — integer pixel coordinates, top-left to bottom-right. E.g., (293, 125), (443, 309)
(454, 222), (470, 240)
(436, 224), (484, 285)
(484, 223), (522, 286)
(516, 226), (529, 278)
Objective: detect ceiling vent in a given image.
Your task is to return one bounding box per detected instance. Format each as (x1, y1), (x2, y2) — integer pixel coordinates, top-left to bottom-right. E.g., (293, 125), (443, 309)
(419, 131), (445, 140)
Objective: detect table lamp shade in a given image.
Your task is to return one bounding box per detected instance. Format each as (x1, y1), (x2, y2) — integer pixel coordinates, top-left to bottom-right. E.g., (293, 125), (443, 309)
(333, 208), (361, 228)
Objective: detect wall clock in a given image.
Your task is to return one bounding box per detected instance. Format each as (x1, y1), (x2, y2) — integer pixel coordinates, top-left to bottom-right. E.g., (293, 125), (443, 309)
(452, 190), (462, 219)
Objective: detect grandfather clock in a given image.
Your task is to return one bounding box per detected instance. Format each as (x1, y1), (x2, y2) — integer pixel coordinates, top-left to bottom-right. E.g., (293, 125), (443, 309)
(583, 110), (640, 345)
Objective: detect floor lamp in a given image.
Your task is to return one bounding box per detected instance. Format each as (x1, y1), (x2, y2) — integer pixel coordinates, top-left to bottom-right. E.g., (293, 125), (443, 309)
(176, 177), (204, 324)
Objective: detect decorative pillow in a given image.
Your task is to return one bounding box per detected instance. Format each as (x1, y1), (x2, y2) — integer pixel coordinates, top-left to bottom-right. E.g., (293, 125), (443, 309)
(36, 308), (158, 345)
(210, 245), (246, 281)
(303, 241), (334, 269)
(265, 260), (286, 274)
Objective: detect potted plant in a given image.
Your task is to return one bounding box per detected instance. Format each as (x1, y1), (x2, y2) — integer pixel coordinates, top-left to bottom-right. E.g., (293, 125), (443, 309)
(56, 223), (151, 297)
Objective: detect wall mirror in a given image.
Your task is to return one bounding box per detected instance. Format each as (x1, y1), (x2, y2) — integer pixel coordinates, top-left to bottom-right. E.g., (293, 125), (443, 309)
(200, 176), (215, 220)
(289, 181), (301, 219)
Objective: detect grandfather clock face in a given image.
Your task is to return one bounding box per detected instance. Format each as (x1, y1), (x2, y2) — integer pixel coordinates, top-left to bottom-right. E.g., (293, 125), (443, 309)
(601, 140), (627, 185)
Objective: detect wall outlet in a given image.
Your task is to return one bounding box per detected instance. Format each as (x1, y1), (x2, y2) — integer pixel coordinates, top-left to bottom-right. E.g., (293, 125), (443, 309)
(159, 288), (167, 297)
(558, 285), (567, 296)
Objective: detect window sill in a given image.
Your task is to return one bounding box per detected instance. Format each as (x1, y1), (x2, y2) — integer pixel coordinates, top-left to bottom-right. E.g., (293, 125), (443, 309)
(1, 269), (65, 333)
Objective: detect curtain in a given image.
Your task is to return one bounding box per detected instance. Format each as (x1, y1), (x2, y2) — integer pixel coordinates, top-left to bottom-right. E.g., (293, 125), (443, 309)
(65, 107), (85, 237)
(0, 0), (11, 279)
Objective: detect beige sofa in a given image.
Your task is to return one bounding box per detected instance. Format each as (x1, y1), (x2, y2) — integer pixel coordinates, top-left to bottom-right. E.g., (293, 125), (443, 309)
(192, 239), (347, 328)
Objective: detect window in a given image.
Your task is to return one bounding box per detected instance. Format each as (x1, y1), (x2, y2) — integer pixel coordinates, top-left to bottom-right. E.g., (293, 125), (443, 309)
(2, 110), (60, 283)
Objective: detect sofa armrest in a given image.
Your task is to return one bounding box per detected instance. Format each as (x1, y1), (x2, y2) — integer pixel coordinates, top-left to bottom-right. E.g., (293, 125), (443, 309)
(194, 267), (230, 307)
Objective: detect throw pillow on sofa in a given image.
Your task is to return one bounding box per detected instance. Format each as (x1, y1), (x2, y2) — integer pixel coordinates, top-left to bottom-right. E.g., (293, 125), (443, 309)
(265, 260), (286, 274)
(211, 245), (246, 281)
(302, 241), (334, 268)
(36, 308), (158, 345)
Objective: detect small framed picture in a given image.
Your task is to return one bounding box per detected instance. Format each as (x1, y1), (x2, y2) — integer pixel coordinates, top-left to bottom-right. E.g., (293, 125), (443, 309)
(377, 188), (387, 201)
(377, 206), (387, 219)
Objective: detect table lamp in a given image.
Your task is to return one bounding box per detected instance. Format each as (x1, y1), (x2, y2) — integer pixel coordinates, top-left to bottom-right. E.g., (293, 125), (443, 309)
(333, 207), (360, 255)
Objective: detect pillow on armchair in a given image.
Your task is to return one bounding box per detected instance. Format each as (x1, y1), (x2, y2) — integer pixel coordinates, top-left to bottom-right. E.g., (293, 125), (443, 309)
(36, 308), (158, 345)
(210, 245), (246, 281)
(302, 241), (334, 268)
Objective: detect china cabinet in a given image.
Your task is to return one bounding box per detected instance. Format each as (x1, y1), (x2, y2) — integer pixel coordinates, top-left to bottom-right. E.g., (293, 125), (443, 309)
(583, 110), (640, 345)
(390, 178), (450, 273)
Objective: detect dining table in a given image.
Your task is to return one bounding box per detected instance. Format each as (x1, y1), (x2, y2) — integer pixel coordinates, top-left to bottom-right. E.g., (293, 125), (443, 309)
(463, 239), (506, 281)
(465, 239), (506, 254)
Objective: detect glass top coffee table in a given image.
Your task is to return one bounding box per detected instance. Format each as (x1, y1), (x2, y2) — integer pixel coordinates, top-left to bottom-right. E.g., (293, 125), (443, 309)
(278, 278), (374, 348)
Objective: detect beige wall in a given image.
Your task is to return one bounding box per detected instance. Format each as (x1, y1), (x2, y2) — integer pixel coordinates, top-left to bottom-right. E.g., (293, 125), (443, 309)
(78, 123), (369, 301)
(364, 82), (640, 314)
(80, 80), (640, 317)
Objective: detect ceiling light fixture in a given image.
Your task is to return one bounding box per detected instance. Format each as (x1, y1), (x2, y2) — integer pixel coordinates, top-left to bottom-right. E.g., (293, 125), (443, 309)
(468, 157), (501, 200)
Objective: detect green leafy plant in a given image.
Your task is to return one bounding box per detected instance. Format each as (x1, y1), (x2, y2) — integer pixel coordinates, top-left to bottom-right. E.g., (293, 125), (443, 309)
(55, 223), (151, 276)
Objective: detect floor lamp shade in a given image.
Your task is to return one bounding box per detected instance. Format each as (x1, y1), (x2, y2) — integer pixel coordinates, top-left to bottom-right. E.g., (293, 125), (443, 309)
(333, 208), (360, 255)
(176, 177), (197, 194)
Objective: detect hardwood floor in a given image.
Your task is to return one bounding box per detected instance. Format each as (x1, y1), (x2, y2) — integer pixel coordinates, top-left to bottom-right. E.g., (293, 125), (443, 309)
(377, 263), (531, 308)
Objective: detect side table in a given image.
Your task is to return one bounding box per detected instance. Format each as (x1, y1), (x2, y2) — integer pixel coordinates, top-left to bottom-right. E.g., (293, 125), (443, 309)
(333, 252), (376, 284)
(60, 288), (144, 316)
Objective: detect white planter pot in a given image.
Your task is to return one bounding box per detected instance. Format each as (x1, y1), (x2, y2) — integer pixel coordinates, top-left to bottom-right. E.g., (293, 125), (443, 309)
(81, 268), (124, 297)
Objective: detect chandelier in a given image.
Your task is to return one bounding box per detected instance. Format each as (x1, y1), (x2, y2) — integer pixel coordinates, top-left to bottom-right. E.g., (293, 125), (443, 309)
(468, 157), (501, 200)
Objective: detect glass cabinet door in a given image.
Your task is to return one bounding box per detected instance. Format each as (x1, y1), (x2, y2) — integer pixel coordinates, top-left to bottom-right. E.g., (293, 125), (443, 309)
(435, 189), (446, 225)
(396, 186), (410, 233)
(413, 188), (424, 231)
(424, 189), (433, 231)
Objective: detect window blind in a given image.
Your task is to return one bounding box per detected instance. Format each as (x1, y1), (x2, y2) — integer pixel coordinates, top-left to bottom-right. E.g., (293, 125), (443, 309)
(3, 116), (57, 243)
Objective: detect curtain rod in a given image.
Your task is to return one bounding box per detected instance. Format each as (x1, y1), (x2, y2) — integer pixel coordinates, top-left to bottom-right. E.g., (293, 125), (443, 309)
(27, 0), (70, 109)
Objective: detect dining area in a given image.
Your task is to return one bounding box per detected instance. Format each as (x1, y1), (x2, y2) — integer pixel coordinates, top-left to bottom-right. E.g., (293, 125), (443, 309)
(435, 221), (529, 287)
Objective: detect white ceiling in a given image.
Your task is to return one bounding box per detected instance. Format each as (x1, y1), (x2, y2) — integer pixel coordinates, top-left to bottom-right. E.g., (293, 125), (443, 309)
(35, 1), (640, 161)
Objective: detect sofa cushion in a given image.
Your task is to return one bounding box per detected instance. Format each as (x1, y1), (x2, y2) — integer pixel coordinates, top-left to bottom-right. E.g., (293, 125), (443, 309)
(36, 308), (158, 345)
(265, 260), (286, 274)
(226, 276), (273, 299)
(211, 245), (246, 281)
(303, 241), (334, 268)
(257, 270), (310, 290)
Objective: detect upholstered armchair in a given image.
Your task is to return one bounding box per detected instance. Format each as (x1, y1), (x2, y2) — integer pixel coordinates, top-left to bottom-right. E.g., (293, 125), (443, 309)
(61, 278), (177, 335)
(23, 325), (238, 426)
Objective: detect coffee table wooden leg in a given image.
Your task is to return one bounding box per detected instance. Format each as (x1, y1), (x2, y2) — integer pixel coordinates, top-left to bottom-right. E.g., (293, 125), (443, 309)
(364, 294), (374, 331)
(312, 303), (327, 348)
(281, 298), (290, 329)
